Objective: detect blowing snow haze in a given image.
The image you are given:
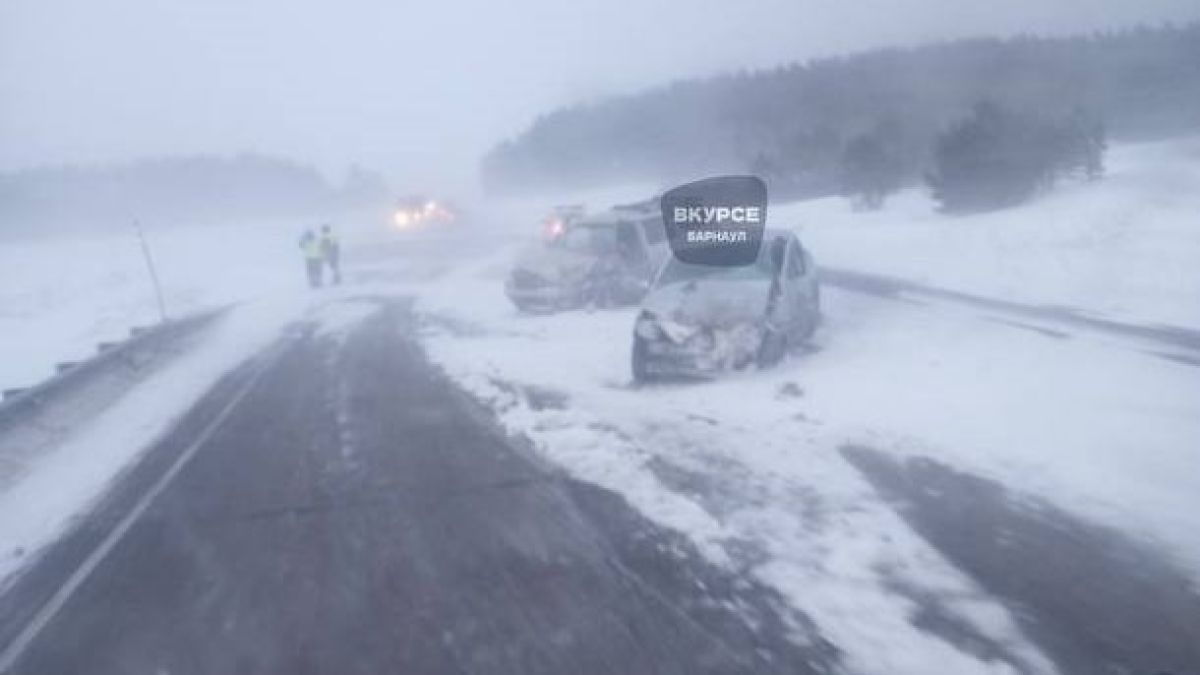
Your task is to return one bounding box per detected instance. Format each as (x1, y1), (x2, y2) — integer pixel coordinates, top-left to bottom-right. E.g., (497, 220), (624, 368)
(2, 0), (1198, 194)
(4, 3), (1200, 675)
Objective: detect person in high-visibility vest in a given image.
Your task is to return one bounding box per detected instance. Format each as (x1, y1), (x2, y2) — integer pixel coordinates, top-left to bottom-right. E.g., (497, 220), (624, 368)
(299, 229), (324, 288)
(320, 224), (341, 285)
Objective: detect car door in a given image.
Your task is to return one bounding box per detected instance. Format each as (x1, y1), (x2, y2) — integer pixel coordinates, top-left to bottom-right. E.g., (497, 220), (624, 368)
(614, 219), (655, 299)
(639, 214), (670, 278)
(779, 237), (807, 337)
(787, 238), (819, 334)
(764, 235), (789, 327)
(615, 220), (646, 267)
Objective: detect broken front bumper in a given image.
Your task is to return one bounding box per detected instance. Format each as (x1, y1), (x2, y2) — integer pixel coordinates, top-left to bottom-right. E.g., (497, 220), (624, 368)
(642, 341), (724, 377)
(638, 322), (762, 377)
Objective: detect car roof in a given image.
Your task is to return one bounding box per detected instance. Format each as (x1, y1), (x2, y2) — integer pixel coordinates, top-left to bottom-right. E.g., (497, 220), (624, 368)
(576, 206), (661, 228)
(765, 229), (807, 250)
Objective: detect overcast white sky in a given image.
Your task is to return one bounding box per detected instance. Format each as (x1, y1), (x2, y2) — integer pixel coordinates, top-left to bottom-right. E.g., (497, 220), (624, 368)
(1, 0), (1196, 192)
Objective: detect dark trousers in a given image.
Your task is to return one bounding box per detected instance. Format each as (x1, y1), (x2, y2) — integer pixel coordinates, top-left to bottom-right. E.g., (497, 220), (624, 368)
(326, 252), (341, 284)
(305, 258), (323, 288)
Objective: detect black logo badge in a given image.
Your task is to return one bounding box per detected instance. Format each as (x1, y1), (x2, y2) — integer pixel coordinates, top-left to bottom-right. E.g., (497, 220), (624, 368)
(661, 175), (767, 267)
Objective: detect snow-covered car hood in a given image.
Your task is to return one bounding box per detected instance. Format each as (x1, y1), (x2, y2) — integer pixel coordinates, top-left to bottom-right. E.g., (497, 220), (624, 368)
(642, 278), (770, 330)
(511, 244), (598, 286)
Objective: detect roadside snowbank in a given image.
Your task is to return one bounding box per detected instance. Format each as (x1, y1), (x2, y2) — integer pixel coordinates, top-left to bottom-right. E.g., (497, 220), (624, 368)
(777, 136), (1200, 331)
(0, 216), (390, 393)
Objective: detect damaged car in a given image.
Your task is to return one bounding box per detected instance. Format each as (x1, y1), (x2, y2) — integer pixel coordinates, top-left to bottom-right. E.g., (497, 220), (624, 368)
(631, 230), (820, 381)
(505, 202), (668, 313)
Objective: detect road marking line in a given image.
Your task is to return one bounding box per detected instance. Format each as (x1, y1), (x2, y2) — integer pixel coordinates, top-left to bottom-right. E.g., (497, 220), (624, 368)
(0, 350), (279, 673)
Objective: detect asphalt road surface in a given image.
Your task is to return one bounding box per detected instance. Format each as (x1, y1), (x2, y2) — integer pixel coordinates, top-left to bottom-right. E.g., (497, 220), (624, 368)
(1, 300), (834, 675)
(842, 446), (1200, 675)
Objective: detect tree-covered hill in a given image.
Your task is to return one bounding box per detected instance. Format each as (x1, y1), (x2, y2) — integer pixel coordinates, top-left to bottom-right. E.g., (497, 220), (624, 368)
(483, 24), (1200, 198)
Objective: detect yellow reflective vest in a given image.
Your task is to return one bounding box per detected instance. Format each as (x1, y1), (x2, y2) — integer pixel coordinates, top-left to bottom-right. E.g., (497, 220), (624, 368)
(302, 237), (323, 260)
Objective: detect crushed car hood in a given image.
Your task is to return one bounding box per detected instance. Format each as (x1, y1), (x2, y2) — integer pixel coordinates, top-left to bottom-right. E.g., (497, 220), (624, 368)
(512, 244), (597, 286)
(642, 278), (770, 329)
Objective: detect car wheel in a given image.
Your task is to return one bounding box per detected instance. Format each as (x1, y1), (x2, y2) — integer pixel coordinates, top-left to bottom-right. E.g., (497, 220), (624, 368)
(756, 328), (787, 368)
(799, 288), (822, 341)
(799, 310), (818, 341)
(582, 284), (606, 310)
(632, 335), (653, 383)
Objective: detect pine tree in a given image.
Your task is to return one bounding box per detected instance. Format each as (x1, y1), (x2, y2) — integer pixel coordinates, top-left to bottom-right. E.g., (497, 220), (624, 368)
(927, 101), (1056, 212)
(839, 126), (904, 210)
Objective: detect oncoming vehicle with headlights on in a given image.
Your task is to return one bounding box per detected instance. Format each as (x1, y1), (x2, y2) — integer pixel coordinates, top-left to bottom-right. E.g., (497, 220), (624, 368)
(631, 229), (820, 382)
(391, 195), (456, 230)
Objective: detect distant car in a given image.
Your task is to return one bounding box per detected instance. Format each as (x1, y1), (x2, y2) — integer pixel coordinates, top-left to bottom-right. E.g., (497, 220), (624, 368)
(505, 201), (669, 313)
(631, 229), (820, 381)
(540, 204), (586, 240)
(392, 196), (456, 229)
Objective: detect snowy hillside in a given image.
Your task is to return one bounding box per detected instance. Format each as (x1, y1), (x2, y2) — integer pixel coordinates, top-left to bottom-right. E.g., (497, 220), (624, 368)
(778, 136), (1200, 331)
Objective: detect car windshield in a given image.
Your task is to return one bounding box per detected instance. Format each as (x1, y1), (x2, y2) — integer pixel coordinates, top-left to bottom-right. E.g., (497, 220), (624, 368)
(556, 223), (618, 254)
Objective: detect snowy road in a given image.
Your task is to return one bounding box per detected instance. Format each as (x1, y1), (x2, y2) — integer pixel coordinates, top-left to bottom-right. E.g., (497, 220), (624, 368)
(0, 301), (833, 675)
(2, 217), (1198, 675)
(3, 290), (1196, 675)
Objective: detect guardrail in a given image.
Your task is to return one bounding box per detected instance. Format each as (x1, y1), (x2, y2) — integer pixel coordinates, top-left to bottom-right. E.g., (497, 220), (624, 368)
(0, 309), (228, 435)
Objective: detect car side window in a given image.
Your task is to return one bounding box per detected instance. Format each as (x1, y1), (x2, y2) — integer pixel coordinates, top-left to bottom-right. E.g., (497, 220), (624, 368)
(787, 240), (805, 278)
(617, 221), (646, 263)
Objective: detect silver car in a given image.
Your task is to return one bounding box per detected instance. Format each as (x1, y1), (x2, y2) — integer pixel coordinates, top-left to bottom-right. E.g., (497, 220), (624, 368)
(506, 203), (669, 313)
(631, 229), (820, 381)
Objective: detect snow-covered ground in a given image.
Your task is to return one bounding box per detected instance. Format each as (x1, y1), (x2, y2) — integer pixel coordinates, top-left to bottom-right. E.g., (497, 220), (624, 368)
(0, 223), (283, 392)
(414, 249), (1198, 675)
(780, 136), (1200, 331)
(0, 213), (394, 394)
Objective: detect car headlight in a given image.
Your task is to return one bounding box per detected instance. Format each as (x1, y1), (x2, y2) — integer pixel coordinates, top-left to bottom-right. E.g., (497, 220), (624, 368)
(656, 317), (702, 344)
